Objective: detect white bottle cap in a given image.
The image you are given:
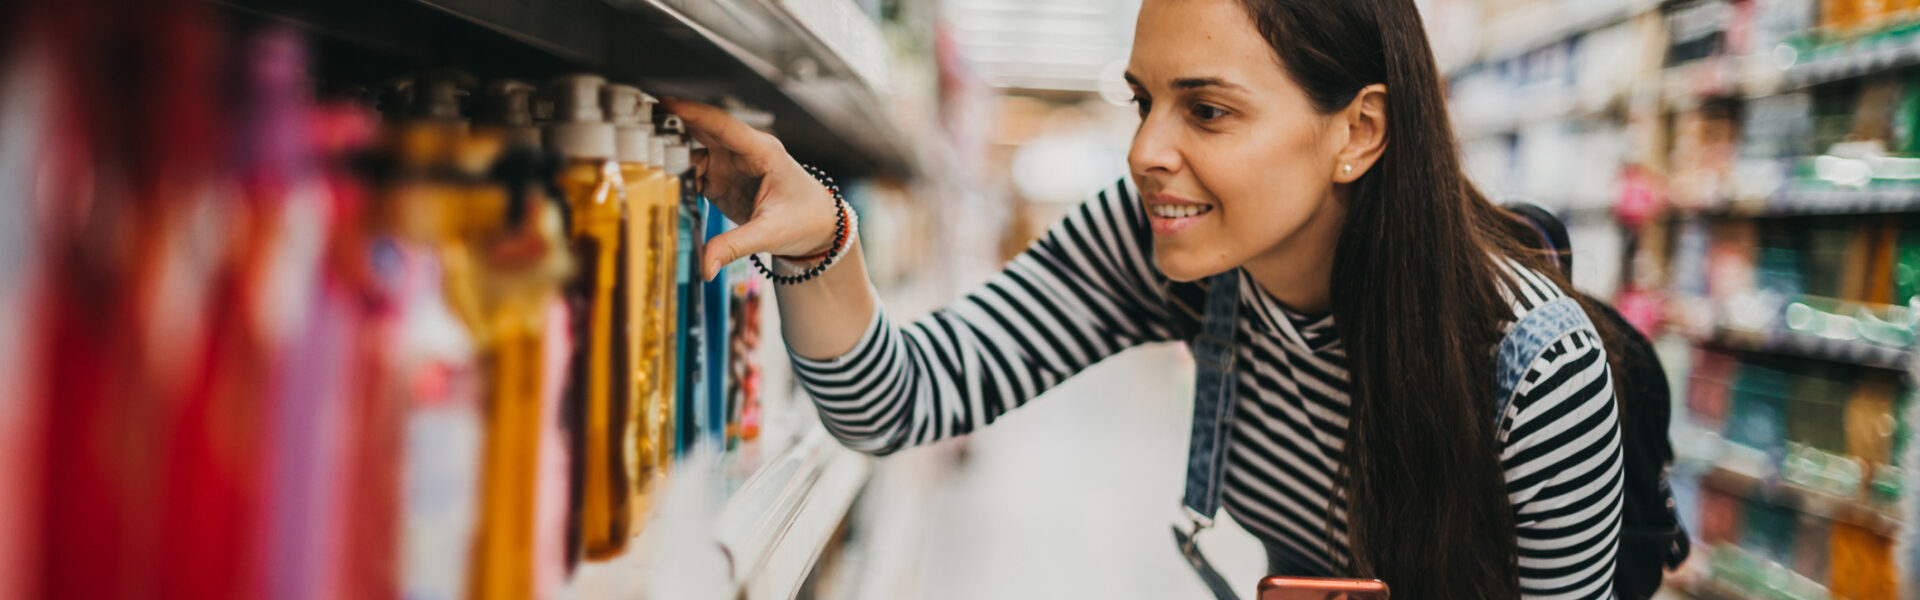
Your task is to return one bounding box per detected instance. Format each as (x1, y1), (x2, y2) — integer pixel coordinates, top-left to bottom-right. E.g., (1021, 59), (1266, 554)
(542, 74), (615, 160)
(482, 79), (542, 149)
(657, 115), (692, 175)
(603, 84), (655, 165)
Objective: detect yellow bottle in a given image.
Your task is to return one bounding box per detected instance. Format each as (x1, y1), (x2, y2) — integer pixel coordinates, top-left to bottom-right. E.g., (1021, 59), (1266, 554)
(468, 174), (572, 600)
(545, 74), (631, 561)
(469, 78), (575, 599)
(604, 84), (668, 530)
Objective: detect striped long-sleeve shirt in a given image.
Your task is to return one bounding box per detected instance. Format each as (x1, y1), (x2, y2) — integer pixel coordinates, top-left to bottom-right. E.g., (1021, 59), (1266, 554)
(794, 178), (1622, 599)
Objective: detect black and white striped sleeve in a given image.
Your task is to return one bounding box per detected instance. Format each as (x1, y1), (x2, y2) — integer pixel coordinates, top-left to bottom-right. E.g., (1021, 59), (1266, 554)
(1500, 327), (1624, 600)
(791, 179), (1179, 455)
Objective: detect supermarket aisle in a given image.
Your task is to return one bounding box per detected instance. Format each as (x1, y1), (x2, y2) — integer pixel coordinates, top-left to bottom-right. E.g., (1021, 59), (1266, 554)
(908, 344), (1267, 599)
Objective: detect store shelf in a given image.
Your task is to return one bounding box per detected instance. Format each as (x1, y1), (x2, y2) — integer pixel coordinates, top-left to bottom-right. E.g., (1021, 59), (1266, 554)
(1680, 562), (1832, 600)
(1681, 577), (1750, 600)
(1661, 55), (1772, 107)
(715, 427), (871, 600)
(1705, 326), (1914, 371)
(1698, 464), (1905, 538)
(217, 0), (917, 178)
(1782, 33), (1920, 91)
(1671, 187), (1920, 219)
(567, 425), (871, 599)
(1768, 185), (1920, 216)
(1444, 0), (1659, 77)
(1455, 101), (1620, 140)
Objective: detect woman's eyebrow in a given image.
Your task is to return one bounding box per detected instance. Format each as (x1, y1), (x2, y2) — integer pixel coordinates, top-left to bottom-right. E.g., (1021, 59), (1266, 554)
(1122, 73), (1247, 93)
(1172, 76), (1246, 92)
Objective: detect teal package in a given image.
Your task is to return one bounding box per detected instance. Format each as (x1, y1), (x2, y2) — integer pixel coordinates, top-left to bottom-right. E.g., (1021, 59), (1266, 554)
(702, 203), (731, 451)
(673, 190), (703, 456)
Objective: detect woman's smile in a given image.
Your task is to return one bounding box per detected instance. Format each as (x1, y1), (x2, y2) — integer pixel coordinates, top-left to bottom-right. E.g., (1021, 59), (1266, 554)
(1145, 193), (1216, 235)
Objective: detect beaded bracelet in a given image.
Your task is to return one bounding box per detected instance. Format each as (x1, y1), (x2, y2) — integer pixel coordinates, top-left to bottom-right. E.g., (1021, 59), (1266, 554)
(749, 165), (851, 285)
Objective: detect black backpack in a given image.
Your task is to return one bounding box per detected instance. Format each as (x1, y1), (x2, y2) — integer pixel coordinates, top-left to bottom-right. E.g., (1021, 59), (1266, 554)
(1505, 203), (1691, 599)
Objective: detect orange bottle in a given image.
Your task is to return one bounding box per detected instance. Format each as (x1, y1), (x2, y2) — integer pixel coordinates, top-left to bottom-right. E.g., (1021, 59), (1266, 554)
(545, 74), (632, 561)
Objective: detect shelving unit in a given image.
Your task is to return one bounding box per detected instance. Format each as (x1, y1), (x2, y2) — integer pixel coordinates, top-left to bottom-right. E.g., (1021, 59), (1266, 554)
(1442, 0), (1920, 596)
(198, 0), (919, 596)
(219, 0), (918, 178)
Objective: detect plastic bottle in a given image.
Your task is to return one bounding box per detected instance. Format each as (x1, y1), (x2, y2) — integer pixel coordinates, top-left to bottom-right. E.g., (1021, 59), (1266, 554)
(474, 77), (572, 595)
(377, 71), (489, 600)
(657, 115), (695, 463)
(544, 74), (632, 561)
(466, 143), (574, 600)
(604, 84), (671, 532)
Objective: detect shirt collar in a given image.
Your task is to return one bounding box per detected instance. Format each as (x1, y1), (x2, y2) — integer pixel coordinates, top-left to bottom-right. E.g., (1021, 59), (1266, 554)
(1241, 268), (1342, 354)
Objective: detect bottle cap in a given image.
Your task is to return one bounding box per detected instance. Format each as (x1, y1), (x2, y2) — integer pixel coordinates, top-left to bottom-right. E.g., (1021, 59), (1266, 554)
(603, 84), (655, 165)
(657, 114), (692, 175)
(542, 74), (615, 160)
(480, 79), (542, 149)
(414, 71), (473, 120)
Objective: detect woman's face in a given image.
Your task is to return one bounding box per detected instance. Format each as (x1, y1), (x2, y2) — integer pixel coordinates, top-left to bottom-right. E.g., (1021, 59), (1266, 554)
(1126, 0), (1349, 282)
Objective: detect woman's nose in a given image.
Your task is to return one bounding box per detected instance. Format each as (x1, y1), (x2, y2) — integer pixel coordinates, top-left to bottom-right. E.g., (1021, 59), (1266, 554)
(1128, 113), (1182, 176)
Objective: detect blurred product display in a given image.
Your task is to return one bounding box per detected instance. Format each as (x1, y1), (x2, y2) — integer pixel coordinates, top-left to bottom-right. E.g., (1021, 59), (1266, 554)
(1434, 0), (1920, 597)
(14, 0), (1920, 598)
(0, 0), (995, 598)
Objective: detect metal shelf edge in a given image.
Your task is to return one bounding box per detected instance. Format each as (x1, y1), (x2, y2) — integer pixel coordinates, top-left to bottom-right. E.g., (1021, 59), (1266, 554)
(713, 427), (873, 594)
(217, 0), (917, 178)
(1696, 464), (1905, 538)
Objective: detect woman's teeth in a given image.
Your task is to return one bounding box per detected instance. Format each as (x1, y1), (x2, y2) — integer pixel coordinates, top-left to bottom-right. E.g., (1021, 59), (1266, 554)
(1150, 204), (1213, 219)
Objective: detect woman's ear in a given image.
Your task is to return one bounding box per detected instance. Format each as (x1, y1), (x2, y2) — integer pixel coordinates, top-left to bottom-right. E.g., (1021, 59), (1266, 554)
(1333, 84), (1388, 184)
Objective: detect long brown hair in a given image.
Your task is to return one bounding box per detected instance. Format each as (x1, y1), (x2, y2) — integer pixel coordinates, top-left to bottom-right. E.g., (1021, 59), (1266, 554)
(1232, 1), (1625, 597)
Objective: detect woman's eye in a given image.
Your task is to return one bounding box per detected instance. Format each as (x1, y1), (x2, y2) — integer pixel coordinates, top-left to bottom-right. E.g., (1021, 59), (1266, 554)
(1190, 103), (1226, 122)
(1131, 96), (1151, 116)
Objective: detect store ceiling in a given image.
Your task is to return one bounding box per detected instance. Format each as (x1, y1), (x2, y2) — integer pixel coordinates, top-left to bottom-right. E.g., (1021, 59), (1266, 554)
(945, 0), (1142, 93)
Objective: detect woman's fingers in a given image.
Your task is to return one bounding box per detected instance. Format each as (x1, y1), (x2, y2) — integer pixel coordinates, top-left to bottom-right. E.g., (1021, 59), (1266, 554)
(661, 98), (780, 164)
(701, 219), (778, 282)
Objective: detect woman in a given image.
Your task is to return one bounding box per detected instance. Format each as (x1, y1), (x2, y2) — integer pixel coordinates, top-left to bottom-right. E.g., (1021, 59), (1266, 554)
(665, 0), (1624, 598)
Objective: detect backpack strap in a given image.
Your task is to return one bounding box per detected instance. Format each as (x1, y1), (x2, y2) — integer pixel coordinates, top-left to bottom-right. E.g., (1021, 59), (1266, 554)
(1174, 270), (1243, 600)
(1492, 296), (1589, 426)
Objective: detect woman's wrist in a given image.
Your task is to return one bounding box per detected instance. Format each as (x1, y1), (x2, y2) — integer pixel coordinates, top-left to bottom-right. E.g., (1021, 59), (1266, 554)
(754, 164), (855, 285)
(776, 177), (844, 260)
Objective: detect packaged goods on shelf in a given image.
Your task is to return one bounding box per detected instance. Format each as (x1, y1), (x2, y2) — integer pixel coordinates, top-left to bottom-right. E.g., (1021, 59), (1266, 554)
(1449, 0), (1920, 593)
(1671, 103), (1743, 211)
(1668, 0), (1737, 67)
(5, 4), (866, 592)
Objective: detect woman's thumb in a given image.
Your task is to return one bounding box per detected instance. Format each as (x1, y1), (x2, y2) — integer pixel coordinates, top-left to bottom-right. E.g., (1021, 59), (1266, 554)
(700, 220), (774, 282)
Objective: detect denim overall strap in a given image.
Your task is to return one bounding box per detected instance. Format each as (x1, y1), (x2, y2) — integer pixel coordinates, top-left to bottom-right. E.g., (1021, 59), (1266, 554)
(1173, 271), (1242, 600)
(1493, 296), (1587, 425)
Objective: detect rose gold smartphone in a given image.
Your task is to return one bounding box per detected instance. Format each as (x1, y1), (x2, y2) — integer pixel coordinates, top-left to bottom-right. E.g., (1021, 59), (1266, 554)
(1256, 576), (1390, 600)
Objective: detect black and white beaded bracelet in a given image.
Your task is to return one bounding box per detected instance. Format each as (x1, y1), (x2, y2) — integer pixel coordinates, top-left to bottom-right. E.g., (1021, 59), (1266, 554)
(748, 165), (854, 285)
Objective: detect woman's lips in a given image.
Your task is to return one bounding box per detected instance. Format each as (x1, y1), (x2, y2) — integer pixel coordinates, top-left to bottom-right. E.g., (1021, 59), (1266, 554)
(1146, 199), (1214, 235)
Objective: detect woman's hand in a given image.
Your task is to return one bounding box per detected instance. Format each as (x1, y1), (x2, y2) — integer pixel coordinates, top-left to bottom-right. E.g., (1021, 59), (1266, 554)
(662, 98), (842, 282)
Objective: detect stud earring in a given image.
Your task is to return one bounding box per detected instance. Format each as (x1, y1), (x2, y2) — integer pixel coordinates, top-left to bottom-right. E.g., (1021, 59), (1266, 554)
(1343, 164), (1353, 176)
